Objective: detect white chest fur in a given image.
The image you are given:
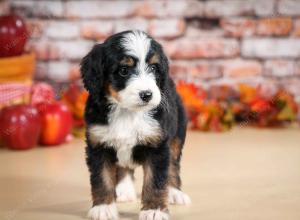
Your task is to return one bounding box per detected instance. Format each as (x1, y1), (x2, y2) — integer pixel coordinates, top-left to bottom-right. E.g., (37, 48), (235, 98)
(88, 107), (161, 168)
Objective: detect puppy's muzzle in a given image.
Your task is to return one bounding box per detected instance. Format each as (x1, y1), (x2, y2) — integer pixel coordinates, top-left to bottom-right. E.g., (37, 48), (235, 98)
(139, 90), (153, 103)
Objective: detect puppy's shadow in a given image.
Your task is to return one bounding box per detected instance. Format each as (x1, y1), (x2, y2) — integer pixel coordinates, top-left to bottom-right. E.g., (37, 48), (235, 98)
(30, 202), (138, 220)
(118, 211), (138, 219)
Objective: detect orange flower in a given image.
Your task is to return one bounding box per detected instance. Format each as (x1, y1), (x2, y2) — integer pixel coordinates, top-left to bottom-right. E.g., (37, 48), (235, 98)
(61, 84), (88, 120)
(176, 81), (205, 112)
(239, 84), (257, 103)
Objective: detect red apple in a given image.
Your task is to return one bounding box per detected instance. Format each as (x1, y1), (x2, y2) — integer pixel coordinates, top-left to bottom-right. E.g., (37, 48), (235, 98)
(37, 102), (73, 146)
(0, 15), (28, 57)
(0, 104), (41, 150)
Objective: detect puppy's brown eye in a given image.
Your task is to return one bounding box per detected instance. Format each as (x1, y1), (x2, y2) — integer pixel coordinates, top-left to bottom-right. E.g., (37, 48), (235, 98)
(119, 67), (128, 77)
(150, 64), (157, 72)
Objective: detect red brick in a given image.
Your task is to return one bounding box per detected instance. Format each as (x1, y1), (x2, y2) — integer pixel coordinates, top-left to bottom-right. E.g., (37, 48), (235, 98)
(47, 61), (70, 83)
(221, 18), (256, 37)
(222, 59), (262, 78)
(170, 62), (188, 76)
(26, 19), (46, 39)
(170, 61), (222, 80)
(81, 21), (113, 40)
(257, 81), (279, 99)
(0, 0), (10, 15)
(205, 0), (275, 17)
(184, 0), (205, 17)
(35, 61), (81, 83)
(169, 62), (189, 81)
(115, 18), (148, 33)
(185, 26), (224, 38)
(29, 41), (55, 61)
(164, 39), (239, 59)
(293, 19), (300, 37)
(242, 39), (300, 58)
(189, 62), (222, 80)
(205, 0), (253, 17)
(11, 0), (64, 17)
(149, 19), (186, 39)
(134, 0), (204, 18)
(264, 60), (296, 77)
(294, 61), (300, 76)
(29, 40), (93, 61)
(34, 62), (48, 80)
(50, 40), (94, 61)
(280, 79), (300, 102)
(69, 63), (81, 81)
(66, 0), (135, 18)
(254, 0), (276, 16)
(46, 21), (80, 40)
(278, 0), (300, 16)
(134, 1), (154, 18)
(256, 17), (292, 36)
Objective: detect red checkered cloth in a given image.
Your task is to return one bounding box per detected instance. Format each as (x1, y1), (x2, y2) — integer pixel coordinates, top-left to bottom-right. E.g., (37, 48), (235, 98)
(0, 83), (31, 106)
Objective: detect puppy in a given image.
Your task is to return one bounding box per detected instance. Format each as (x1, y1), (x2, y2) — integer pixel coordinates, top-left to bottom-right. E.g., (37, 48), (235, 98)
(81, 30), (190, 220)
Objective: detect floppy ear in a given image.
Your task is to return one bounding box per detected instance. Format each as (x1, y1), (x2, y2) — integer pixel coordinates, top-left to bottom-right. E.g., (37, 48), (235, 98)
(80, 44), (105, 99)
(160, 51), (169, 76)
(158, 45), (169, 89)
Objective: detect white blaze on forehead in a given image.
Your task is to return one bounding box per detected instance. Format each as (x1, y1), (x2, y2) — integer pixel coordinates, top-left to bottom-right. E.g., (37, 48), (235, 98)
(118, 31), (161, 110)
(121, 30), (151, 64)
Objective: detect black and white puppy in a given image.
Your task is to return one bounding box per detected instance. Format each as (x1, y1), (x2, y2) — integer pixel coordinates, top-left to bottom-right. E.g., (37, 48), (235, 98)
(81, 30), (190, 220)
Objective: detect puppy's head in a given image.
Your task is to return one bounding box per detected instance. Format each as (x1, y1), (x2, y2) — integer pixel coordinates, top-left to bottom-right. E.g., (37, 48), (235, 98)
(81, 30), (169, 111)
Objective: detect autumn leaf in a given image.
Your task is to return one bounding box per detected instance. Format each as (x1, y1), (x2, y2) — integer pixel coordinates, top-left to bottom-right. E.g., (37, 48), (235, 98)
(176, 81), (205, 112)
(239, 84), (257, 103)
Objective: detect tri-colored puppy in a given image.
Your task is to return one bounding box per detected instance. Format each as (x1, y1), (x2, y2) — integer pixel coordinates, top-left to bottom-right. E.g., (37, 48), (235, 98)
(81, 30), (190, 220)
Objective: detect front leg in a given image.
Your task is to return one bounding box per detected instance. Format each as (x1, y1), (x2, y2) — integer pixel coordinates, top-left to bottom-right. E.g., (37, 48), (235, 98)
(168, 138), (191, 205)
(140, 143), (170, 220)
(86, 145), (118, 220)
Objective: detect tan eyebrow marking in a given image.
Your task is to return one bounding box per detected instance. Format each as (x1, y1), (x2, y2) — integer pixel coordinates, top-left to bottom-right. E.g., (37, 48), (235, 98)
(120, 57), (134, 67)
(107, 84), (120, 101)
(148, 54), (159, 64)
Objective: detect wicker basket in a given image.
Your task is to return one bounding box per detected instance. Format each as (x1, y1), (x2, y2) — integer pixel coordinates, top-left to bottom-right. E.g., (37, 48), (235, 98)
(0, 52), (35, 108)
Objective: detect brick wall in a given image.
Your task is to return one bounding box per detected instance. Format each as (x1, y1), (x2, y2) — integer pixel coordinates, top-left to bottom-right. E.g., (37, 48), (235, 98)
(3, 0), (300, 100)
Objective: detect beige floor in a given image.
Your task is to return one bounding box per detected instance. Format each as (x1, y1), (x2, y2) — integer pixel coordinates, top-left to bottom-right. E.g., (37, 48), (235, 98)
(0, 128), (300, 220)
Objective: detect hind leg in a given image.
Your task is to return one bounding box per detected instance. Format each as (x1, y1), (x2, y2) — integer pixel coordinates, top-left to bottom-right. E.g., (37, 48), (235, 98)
(115, 167), (137, 203)
(168, 138), (191, 205)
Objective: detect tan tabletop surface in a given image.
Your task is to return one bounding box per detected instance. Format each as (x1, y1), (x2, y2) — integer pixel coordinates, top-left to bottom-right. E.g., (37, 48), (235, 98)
(1, 128), (300, 220)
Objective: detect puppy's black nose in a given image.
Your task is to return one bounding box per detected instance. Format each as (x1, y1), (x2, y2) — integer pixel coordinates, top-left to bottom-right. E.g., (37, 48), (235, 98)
(139, 90), (153, 103)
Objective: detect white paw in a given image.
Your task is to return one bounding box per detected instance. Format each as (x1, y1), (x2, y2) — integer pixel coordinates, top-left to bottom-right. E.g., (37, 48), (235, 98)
(116, 174), (137, 202)
(168, 187), (191, 205)
(88, 203), (119, 220)
(139, 209), (169, 220)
